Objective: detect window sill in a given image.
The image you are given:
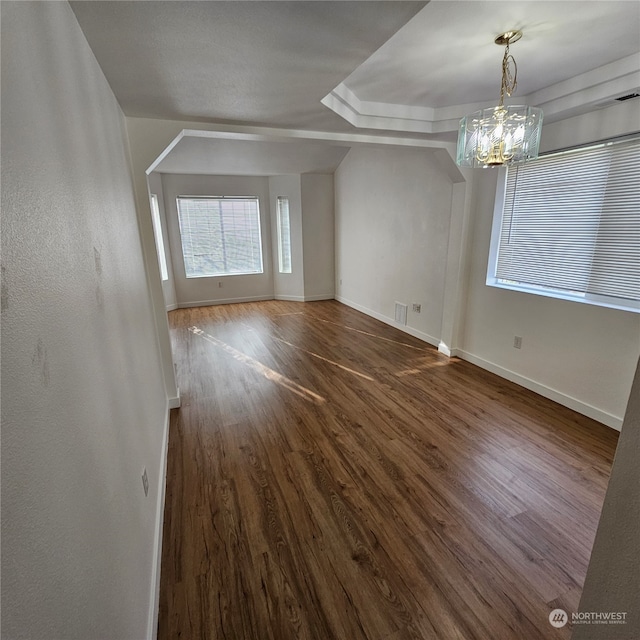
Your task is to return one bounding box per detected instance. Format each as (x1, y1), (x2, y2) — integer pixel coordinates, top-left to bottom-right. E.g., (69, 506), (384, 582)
(184, 272), (264, 279)
(486, 278), (640, 314)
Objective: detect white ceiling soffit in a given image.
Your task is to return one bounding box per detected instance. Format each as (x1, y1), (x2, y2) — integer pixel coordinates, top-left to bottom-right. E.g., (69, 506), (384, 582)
(153, 136), (351, 175)
(323, 1), (640, 135)
(69, 0), (427, 132)
(149, 126), (458, 176)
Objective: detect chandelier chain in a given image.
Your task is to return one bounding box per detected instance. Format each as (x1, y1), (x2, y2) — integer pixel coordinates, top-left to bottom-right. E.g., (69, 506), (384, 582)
(499, 43), (518, 106)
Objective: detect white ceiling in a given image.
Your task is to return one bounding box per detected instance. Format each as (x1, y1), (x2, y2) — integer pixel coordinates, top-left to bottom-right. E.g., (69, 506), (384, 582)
(345, 1), (640, 108)
(70, 0), (640, 173)
(325, 0), (640, 134)
(70, 1), (426, 132)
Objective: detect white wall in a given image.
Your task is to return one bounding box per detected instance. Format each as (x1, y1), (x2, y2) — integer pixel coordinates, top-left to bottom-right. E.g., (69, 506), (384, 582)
(161, 173), (274, 306)
(301, 174), (335, 300)
(575, 355), (640, 638)
(1, 3), (169, 639)
(269, 174), (305, 300)
(335, 145), (453, 345)
(148, 172), (177, 310)
(461, 101), (640, 429)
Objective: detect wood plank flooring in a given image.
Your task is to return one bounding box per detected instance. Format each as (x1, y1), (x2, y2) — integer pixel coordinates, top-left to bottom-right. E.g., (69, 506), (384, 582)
(158, 300), (619, 640)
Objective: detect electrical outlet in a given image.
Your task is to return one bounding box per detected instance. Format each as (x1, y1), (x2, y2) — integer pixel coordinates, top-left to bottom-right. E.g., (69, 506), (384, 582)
(142, 468), (149, 497)
(412, 303), (421, 313)
(513, 336), (523, 349)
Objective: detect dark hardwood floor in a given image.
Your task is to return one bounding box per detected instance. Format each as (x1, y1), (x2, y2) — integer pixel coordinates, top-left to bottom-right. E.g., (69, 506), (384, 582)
(158, 300), (619, 640)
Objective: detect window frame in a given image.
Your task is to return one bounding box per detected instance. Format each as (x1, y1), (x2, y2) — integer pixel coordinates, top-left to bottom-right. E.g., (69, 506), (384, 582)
(276, 196), (292, 274)
(150, 194), (169, 282)
(487, 135), (640, 314)
(176, 195), (264, 279)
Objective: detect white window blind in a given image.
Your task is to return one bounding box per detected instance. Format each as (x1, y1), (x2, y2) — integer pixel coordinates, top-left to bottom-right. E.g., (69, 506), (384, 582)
(176, 196), (263, 278)
(490, 136), (640, 312)
(276, 196), (292, 274)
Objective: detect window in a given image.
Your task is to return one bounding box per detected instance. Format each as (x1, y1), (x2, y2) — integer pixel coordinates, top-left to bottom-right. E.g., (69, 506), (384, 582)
(150, 194), (169, 281)
(276, 196), (292, 274)
(488, 135), (640, 312)
(176, 196), (264, 278)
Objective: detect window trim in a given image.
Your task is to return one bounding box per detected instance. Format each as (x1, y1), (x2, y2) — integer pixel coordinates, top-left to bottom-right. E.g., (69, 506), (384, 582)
(487, 135), (640, 314)
(150, 194), (169, 282)
(176, 195), (264, 279)
(276, 196), (292, 274)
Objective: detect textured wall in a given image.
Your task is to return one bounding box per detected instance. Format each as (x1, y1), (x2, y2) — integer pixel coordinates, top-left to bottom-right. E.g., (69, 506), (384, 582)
(301, 174), (335, 300)
(335, 145), (452, 345)
(574, 357), (640, 639)
(1, 3), (168, 638)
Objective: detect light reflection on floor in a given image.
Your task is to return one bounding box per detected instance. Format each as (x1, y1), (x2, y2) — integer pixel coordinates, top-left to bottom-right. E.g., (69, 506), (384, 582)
(312, 317), (429, 352)
(188, 326), (325, 404)
(261, 332), (375, 382)
(395, 357), (455, 377)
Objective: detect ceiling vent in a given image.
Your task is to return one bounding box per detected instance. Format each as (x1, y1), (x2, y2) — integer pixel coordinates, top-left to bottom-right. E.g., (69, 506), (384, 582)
(615, 92), (640, 102)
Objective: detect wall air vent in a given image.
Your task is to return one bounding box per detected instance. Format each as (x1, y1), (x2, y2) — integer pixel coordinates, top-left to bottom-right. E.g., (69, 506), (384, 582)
(615, 92), (640, 102)
(394, 302), (408, 326)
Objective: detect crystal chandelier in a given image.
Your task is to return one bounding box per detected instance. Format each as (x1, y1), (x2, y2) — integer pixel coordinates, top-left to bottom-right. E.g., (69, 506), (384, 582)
(456, 30), (543, 168)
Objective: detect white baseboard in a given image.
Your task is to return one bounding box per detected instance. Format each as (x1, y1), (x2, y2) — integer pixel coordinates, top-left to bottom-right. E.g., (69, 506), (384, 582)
(147, 401), (172, 640)
(333, 296), (622, 431)
(438, 341), (452, 357)
(274, 294), (305, 302)
(275, 294), (334, 302)
(456, 350), (623, 431)
(335, 295), (439, 348)
(177, 295), (273, 308)
(179, 294), (335, 306)
(165, 303), (178, 312)
(168, 390), (181, 409)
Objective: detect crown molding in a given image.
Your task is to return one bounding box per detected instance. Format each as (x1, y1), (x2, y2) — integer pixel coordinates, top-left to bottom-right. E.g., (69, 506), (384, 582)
(322, 54), (639, 135)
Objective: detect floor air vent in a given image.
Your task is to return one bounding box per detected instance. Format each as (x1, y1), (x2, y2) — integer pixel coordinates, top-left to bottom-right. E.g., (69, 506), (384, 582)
(394, 302), (408, 326)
